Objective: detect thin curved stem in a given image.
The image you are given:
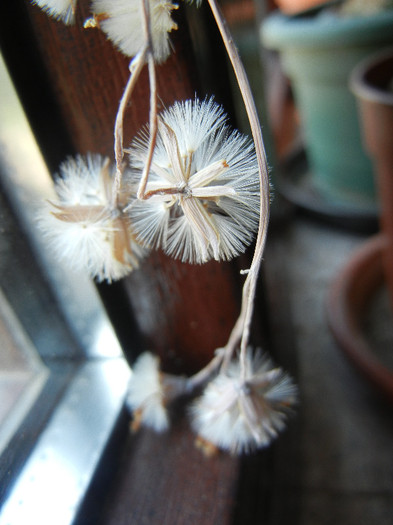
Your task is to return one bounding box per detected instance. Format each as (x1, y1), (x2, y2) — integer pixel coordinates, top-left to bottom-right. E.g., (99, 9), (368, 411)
(137, 52), (158, 200)
(220, 277), (251, 371)
(185, 349), (225, 392)
(207, 0), (270, 381)
(112, 0), (158, 208)
(136, 0), (158, 200)
(112, 50), (147, 208)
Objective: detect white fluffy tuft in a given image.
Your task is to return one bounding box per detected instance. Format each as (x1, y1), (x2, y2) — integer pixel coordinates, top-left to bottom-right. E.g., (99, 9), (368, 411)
(126, 352), (169, 432)
(128, 98), (261, 264)
(91, 0), (178, 63)
(190, 349), (297, 454)
(38, 154), (146, 282)
(32, 0), (76, 24)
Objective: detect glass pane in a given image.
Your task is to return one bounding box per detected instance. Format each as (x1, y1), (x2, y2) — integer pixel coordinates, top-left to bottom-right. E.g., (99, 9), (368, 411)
(0, 51), (122, 360)
(0, 289), (48, 454)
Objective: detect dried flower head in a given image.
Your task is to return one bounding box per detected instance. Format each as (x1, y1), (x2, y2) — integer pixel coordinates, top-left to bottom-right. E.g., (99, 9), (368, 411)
(127, 98), (261, 263)
(126, 352), (169, 432)
(126, 351), (187, 432)
(190, 349), (297, 454)
(32, 0), (77, 24)
(39, 154), (146, 282)
(87, 0), (178, 63)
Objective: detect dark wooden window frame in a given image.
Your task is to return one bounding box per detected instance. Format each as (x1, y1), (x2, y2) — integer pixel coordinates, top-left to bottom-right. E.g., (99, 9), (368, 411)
(0, 1), (299, 523)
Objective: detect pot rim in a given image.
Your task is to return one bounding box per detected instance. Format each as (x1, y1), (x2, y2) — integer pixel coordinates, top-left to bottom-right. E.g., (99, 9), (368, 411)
(327, 234), (393, 404)
(350, 47), (393, 106)
(261, 8), (393, 50)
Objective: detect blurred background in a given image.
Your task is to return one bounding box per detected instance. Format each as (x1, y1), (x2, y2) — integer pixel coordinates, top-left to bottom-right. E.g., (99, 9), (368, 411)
(0, 1), (393, 523)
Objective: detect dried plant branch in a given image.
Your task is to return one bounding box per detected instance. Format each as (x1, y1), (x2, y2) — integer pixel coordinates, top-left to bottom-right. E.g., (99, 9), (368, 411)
(137, 52), (158, 199)
(183, 275), (254, 393)
(113, 50), (147, 207)
(184, 279), (255, 392)
(220, 277), (252, 369)
(207, 0), (271, 380)
(185, 349), (225, 392)
(113, 0), (159, 208)
(137, 0), (158, 200)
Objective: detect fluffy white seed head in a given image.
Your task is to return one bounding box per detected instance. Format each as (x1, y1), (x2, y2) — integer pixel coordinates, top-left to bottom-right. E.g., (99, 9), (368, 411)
(127, 98), (261, 263)
(32, 0), (76, 24)
(126, 352), (170, 432)
(90, 0), (178, 63)
(38, 154), (146, 282)
(190, 349), (297, 454)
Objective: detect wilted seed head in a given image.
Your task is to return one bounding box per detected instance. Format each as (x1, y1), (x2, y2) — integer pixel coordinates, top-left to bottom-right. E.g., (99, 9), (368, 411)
(190, 349), (297, 455)
(32, 0), (77, 24)
(126, 352), (169, 432)
(127, 97), (261, 264)
(88, 0), (178, 63)
(39, 154), (146, 282)
(126, 352), (187, 433)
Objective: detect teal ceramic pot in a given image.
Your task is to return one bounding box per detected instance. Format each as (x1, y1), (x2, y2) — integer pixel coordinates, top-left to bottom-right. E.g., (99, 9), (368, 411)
(261, 8), (393, 210)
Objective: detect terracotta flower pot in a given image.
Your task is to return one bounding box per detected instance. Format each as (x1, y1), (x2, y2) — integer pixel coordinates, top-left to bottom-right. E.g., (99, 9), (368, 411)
(350, 47), (393, 308)
(327, 234), (393, 403)
(327, 48), (393, 401)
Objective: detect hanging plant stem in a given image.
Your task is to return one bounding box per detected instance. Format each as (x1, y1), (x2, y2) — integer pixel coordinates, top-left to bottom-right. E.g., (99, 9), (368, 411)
(113, 0), (158, 207)
(207, 0), (270, 380)
(137, 0), (158, 200)
(137, 51), (158, 200)
(113, 50), (147, 207)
